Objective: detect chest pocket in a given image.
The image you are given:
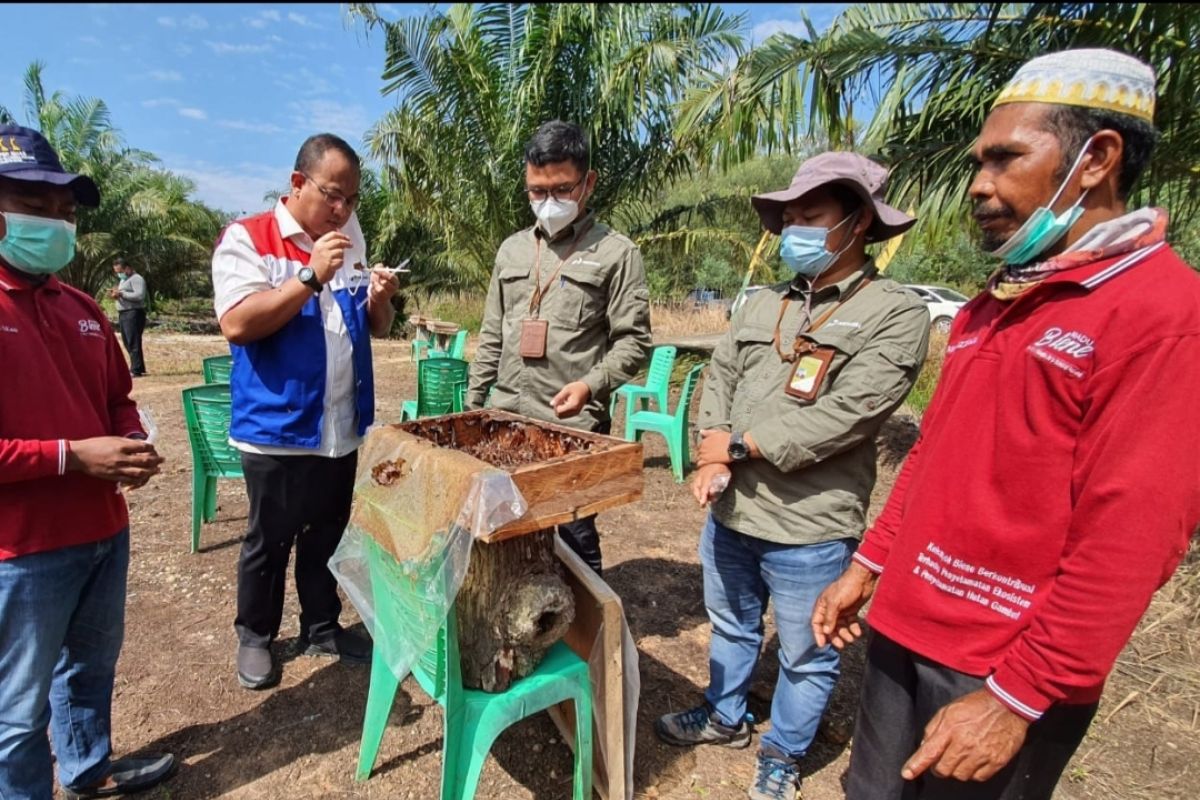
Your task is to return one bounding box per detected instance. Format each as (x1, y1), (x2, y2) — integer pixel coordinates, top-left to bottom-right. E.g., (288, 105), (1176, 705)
(499, 264), (533, 320)
(734, 324), (777, 375)
(553, 262), (608, 327)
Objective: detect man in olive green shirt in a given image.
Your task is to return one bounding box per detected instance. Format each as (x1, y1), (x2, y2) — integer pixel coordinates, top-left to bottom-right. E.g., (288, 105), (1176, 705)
(467, 120), (652, 575)
(655, 152), (929, 800)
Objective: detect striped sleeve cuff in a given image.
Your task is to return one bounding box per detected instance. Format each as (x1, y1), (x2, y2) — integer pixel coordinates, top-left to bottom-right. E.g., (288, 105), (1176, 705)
(852, 551), (885, 574)
(985, 673), (1047, 722)
(58, 439), (68, 476)
(852, 535), (891, 575)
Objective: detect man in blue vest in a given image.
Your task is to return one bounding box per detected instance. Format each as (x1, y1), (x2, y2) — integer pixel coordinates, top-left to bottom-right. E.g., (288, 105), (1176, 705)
(211, 133), (399, 690)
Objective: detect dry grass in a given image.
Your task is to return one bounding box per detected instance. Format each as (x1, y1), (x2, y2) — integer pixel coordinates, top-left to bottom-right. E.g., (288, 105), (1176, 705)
(650, 303), (731, 337)
(905, 328), (948, 416)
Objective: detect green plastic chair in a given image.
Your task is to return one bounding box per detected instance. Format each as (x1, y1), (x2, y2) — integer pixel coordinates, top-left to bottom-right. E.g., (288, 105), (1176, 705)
(411, 338), (432, 362)
(610, 345), (677, 440)
(429, 329), (469, 361)
(401, 357), (470, 421)
(181, 383), (244, 553)
(201, 354), (233, 384)
(355, 535), (594, 800)
(627, 362), (707, 482)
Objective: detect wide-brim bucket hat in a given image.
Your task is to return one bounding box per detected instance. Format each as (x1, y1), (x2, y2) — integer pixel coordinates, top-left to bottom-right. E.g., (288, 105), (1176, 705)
(751, 151), (914, 244)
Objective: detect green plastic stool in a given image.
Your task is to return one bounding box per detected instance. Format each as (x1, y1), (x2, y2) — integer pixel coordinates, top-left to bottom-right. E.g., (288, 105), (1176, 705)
(627, 362), (707, 482)
(181, 383), (244, 552)
(355, 536), (594, 800)
(610, 345), (677, 440)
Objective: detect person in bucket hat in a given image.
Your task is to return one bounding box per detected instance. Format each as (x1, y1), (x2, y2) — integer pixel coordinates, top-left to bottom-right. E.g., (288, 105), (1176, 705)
(814, 49), (1200, 799)
(0, 123), (177, 798)
(654, 151), (929, 800)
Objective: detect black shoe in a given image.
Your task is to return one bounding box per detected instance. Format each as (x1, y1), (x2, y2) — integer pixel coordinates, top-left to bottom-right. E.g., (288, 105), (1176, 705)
(300, 628), (372, 665)
(237, 644), (279, 690)
(62, 753), (177, 797)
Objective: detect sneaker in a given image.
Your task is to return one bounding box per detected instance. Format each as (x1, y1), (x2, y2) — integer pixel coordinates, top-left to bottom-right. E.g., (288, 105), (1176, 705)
(299, 628), (372, 665)
(654, 700), (751, 748)
(236, 644), (279, 690)
(62, 753), (177, 798)
(748, 750), (801, 800)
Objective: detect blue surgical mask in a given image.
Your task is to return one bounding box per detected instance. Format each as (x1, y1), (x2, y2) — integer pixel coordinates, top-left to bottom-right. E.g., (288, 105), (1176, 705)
(779, 211), (858, 278)
(988, 140), (1093, 266)
(0, 212), (77, 275)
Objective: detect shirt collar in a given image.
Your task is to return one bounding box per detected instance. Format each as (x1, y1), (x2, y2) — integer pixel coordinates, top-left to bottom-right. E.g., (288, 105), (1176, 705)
(0, 264), (61, 293)
(789, 260), (876, 300)
(274, 198), (310, 245)
(533, 209), (597, 243)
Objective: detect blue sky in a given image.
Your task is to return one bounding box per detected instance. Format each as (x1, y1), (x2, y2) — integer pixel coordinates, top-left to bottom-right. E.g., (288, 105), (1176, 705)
(1, 3), (847, 216)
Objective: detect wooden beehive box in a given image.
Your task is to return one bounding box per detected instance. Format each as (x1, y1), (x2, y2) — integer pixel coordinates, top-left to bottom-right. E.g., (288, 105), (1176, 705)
(396, 409), (644, 542)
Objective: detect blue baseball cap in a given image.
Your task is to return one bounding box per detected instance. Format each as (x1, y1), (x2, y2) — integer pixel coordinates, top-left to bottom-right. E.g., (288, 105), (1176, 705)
(0, 124), (100, 207)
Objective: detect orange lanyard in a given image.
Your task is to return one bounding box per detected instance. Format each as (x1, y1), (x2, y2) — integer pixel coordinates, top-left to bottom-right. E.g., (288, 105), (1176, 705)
(528, 222), (592, 317)
(773, 277), (872, 362)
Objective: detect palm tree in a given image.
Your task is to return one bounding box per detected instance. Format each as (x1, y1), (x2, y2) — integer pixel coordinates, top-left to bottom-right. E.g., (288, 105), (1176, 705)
(677, 3), (1200, 245)
(351, 3), (744, 291)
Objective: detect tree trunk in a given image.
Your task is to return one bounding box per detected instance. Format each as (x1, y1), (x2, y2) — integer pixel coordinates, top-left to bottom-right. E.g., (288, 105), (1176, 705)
(455, 528), (576, 693)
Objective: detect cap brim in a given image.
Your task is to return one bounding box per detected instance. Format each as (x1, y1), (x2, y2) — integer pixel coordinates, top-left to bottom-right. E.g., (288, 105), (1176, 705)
(752, 178), (916, 244)
(2, 169), (101, 207)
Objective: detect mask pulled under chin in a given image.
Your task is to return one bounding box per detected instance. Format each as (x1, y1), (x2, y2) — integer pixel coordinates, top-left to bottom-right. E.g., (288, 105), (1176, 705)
(0, 211), (77, 275)
(532, 198), (578, 238)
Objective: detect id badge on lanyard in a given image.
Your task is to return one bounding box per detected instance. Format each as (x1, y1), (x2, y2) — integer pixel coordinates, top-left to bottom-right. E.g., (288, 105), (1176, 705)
(519, 318), (549, 358)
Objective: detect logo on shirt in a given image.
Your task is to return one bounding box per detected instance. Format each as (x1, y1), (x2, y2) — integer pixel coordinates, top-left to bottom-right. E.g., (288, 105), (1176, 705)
(1027, 327), (1094, 379)
(0, 324), (18, 335)
(77, 318), (103, 338)
(826, 319), (862, 330)
(946, 336), (979, 355)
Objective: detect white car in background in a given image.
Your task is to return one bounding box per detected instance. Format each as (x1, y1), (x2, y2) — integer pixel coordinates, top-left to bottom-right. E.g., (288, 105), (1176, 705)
(903, 284), (972, 334)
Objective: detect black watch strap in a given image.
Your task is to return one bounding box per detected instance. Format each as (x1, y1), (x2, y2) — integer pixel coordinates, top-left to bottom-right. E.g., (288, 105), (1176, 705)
(299, 268), (323, 294)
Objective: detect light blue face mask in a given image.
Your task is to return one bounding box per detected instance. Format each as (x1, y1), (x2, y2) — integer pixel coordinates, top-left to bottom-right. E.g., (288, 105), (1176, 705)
(779, 211), (858, 278)
(988, 139), (1093, 266)
(0, 212), (77, 275)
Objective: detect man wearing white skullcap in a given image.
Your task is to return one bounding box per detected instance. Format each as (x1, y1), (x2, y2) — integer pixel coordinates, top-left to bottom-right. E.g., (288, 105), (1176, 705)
(814, 48), (1200, 798)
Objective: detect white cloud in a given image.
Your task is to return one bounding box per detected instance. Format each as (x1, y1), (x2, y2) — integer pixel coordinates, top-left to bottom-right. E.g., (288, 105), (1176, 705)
(178, 108), (208, 120)
(141, 97), (181, 108)
(149, 69), (183, 82)
(175, 44), (194, 57)
(751, 19), (809, 42)
(289, 99), (371, 144)
(78, 35), (101, 46)
(262, 10), (281, 22)
(247, 18), (268, 29)
(157, 15), (176, 28)
(181, 13), (208, 30)
(287, 12), (320, 28)
(168, 159), (288, 216)
(217, 119), (285, 135)
(205, 40), (272, 55)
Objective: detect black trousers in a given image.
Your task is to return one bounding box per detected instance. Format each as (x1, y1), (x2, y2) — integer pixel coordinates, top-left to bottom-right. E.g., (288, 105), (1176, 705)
(555, 421), (610, 576)
(845, 632), (1098, 800)
(235, 451), (357, 648)
(117, 308), (146, 375)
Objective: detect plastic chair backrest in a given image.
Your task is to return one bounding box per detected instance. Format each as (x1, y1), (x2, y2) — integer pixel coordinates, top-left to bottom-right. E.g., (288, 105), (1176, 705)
(448, 329), (469, 360)
(645, 346), (677, 393)
(417, 358), (470, 417)
(181, 384), (242, 478)
(673, 363), (707, 424)
(202, 354), (233, 384)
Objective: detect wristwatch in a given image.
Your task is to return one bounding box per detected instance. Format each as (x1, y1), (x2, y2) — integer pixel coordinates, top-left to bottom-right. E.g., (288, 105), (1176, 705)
(728, 431), (751, 463)
(297, 266), (323, 294)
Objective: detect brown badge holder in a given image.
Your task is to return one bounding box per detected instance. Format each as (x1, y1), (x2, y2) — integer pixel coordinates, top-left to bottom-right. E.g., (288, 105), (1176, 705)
(520, 318), (549, 359)
(783, 341), (835, 402)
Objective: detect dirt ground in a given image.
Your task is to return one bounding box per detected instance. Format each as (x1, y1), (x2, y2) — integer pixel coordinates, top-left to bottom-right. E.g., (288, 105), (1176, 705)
(80, 332), (1198, 800)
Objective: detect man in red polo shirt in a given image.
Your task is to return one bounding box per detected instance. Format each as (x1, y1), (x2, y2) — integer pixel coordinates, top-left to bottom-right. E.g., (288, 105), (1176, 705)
(813, 49), (1200, 798)
(0, 124), (175, 798)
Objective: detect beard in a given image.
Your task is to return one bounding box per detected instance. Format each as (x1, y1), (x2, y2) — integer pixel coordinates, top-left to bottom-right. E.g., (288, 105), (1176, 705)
(973, 203), (1016, 253)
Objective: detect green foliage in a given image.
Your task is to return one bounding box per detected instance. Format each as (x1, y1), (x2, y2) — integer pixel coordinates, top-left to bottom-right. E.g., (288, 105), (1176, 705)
(678, 3), (1200, 247)
(883, 228), (995, 292)
(423, 292), (486, 335)
(352, 2), (745, 293)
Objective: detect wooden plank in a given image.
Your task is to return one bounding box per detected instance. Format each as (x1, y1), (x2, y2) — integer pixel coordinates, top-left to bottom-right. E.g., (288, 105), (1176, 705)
(484, 472), (644, 542)
(548, 536), (628, 800)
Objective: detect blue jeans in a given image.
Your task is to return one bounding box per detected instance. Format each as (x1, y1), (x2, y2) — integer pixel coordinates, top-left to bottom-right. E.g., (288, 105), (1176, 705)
(700, 514), (854, 759)
(0, 529), (129, 799)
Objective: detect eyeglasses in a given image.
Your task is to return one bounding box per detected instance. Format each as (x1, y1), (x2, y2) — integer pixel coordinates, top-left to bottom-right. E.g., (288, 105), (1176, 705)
(301, 172), (359, 210)
(524, 175), (586, 203)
